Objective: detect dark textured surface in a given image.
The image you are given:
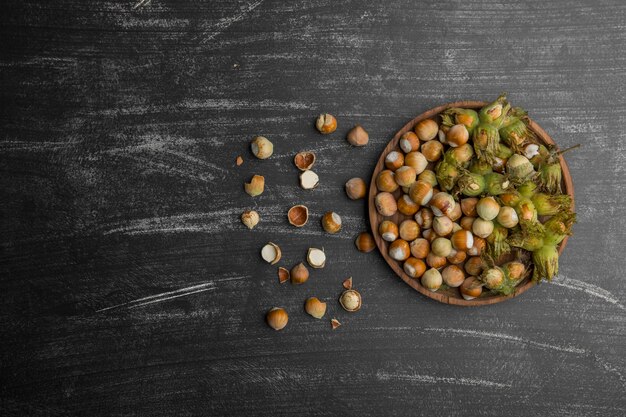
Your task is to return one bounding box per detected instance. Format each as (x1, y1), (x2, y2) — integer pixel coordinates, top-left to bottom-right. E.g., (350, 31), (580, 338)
(1, 0), (625, 415)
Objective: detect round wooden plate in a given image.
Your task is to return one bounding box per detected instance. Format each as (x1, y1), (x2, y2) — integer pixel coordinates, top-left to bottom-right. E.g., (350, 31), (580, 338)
(368, 101), (575, 306)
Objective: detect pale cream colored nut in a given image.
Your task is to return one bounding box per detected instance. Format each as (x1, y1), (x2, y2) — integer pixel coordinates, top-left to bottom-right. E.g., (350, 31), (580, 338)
(345, 177), (367, 200)
(251, 136), (273, 159)
(304, 297), (327, 319)
(375, 192), (397, 217)
(321, 211), (342, 234)
(244, 175), (265, 197)
(240, 210), (260, 229)
(294, 151), (316, 171)
(299, 170), (319, 189)
(316, 113), (337, 134)
(287, 205), (308, 227)
(339, 289), (362, 312)
(355, 232), (376, 253)
(307, 247), (326, 268)
(278, 267), (290, 284)
(421, 268), (442, 292)
(261, 242), (281, 264)
(266, 307), (288, 330)
(346, 125), (369, 146)
(291, 262), (309, 285)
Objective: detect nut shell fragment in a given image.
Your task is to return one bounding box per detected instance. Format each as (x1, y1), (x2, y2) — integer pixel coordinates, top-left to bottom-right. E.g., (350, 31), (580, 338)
(294, 151), (316, 171)
(235, 155), (243, 166)
(342, 277), (353, 290)
(331, 318), (341, 329)
(288, 205), (309, 227)
(278, 267), (290, 284)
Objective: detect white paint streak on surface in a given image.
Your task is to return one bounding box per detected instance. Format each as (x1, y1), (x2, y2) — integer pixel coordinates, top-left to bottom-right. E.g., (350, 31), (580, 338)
(425, 327), (586, 354)
(550, 276), (625, 311)
(376, 370), (511, 389)
(200, 0), (265, 43)
(97, 276), (245, 312)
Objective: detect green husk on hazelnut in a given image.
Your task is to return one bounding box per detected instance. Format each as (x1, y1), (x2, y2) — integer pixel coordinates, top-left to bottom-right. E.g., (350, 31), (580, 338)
(483, 172), (511, 195)
(469, 158), (493, 176)
(457, 171), (486, 197)
(486, 222), (510, 259)
(442, 108), (480, 134)
(472, 123), (500, 162)
(436, 161), (461, 191)
(542, 210), (576, 246)
(478, 94), (510, 127)
(531, 193), (572, 216)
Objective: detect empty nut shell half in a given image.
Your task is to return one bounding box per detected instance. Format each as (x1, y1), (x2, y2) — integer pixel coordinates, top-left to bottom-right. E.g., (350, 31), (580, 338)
(339, 289), (362, 312)
(288, 205), (309, 227)
(294, 151), (316, 171)
(278, 267), (290, 284)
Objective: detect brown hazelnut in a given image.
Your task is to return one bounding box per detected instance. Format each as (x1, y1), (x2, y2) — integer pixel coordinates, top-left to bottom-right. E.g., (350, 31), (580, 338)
(290, 263), (309, 285)
(442, 265), (465, 287)
(375, 192), (398, 217)
(460, 216), (476, 231)
(346, 125), (369, 146)
(464, 256), (484, 276)
(446, 124), (469, 147)
(345, 177), (367, 200)
(355, 232), (376, 253)
(460, 198), (479, 217)
(397, 194), (419, 216)
(414, 207), (434, 229)
(389, 239), (410, 261)
(460, 277), (483, 300)
(426, 252), (447, 269)
(404, 151), (428, 174)
(403, 257), (427, 279)
(266, 307), (288, 330)
(376, 170), (399, 192)
(421, 140), (444, 162)
(399, 131), (420, 153)
(304, 297), (327, 319)
(379, 220), (399, 242)
(321, 211), (342, 234)
(451, 229), (474, 251)
(446, 248), (467, 265)
(414, 119), (439, 141)
(384, 151), (404, 171)
(410, 238), (430, 259)
(394, 166), (416, 187)
(399, 220), (420, 241)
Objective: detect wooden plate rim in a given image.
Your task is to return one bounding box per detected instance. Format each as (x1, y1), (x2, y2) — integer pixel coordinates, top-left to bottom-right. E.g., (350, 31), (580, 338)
(368, 101), (575, 306)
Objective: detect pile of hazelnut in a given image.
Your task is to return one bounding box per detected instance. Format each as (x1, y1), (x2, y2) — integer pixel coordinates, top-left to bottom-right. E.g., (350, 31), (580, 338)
(238, 114), (373, 331)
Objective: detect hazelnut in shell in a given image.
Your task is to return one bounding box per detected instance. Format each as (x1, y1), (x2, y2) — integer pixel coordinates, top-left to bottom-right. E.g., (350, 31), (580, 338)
(346, 125), (369, 146)
(304, 297), (327, 319)
(290, 263), (309, 285)
(385, 151), (404, 171)
(379, 220), (399, 242)
(442, 265), (465, 287)
(446, 124), (469, 147)
(421, 140), (444, 161)
(414, 119), (439, 141)
(421, 268), (443, 292)
(408, 180), (433, 206)
(399, 220), (420, 241)
(376, 170), (399, 192)
(426, 252), (447, 269)
(394, 166), (416, 187)
(355, 232), (376, 253)
(399, 131), (420, 153)
(460, 277), (483, 300)
(321, 211), (342, 234)
(389, 239), (410, 261)
(266, 307), (288, 330)
(397, 194), (419, 216)
(404, 257), (427, 279)
(404, 151), (428, 174)
(345, 177), (367, 200)
(410, 238), (430, 259)
(375, 192), (398, 217)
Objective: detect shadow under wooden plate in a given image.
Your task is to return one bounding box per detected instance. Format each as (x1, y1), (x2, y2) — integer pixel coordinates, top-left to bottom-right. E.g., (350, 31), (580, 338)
(368, 101), (575, 306)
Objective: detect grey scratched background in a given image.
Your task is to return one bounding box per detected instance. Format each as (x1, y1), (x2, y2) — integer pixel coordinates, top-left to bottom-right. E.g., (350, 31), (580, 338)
(1, 0), (625, 416)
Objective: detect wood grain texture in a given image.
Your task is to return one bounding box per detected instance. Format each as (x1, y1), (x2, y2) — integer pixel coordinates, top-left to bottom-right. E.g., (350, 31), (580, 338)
(1, 0), (625, 416)
(368, 101), (574, 306)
